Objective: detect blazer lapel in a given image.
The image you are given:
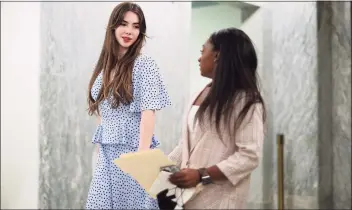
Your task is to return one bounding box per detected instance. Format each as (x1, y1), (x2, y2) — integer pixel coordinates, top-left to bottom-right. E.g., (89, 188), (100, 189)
(182, 93), (197, 163)
(183, 83), (211, 163)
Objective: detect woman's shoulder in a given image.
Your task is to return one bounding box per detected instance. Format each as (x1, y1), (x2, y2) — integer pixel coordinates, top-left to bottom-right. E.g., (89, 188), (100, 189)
(134, 53), (157, 67)
(133, 53), (160, 78)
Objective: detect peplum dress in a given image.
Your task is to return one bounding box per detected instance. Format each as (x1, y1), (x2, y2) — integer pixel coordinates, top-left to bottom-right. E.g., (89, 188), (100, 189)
(86, 54), (171, 209)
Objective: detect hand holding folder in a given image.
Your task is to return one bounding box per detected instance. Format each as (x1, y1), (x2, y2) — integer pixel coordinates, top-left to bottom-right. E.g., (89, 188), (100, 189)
(113, 149), (175, 198)
(113, 149), (202, 208)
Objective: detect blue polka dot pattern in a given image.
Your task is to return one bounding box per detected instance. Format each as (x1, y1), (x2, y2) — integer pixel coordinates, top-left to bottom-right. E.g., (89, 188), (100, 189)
(86, 54), (171, 209)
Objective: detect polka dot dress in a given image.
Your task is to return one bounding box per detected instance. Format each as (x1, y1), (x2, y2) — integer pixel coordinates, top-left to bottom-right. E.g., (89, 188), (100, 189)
(86, 54), (171, 209)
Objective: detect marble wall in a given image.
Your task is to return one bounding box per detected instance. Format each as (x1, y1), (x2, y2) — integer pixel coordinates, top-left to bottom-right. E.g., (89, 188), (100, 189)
(39, 3), (110, 208)
(271, 2), (319, 208)
(242, 2), (320, 208)
(242, 2), (351, 209)
(39, 2), (191, 209)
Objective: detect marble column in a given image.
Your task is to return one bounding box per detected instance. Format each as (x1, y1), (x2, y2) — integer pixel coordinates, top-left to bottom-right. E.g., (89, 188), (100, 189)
(317, 2), (351, 209)
(331, 2), (351, 209)
(317, 2), (334, 208)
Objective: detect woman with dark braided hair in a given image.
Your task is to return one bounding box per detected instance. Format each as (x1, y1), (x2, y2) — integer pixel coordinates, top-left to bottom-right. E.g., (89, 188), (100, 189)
(168, 27), (266, 209)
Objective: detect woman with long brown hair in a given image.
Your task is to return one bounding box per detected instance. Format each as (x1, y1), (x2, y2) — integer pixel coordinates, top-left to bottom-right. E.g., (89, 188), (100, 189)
(168, 27), (265, 209)
(86, 2), (171, 209)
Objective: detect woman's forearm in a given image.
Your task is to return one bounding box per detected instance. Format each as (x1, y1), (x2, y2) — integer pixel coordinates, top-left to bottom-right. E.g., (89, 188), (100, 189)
(206, 165), (227, 181)
(138, 110), (156, 151)
(96, 115), (101, 153)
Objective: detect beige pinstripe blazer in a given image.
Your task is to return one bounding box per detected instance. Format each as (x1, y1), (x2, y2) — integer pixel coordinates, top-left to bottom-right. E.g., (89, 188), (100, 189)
(168, 86), (265, 209)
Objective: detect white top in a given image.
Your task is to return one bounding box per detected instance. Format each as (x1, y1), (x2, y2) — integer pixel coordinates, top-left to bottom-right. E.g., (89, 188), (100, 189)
(187, 105), (199, 150)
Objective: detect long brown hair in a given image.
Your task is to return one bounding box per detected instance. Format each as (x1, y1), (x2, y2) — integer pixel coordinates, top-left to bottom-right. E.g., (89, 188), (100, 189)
(87, 2), (147, 115)
(196, 28), (266, 139)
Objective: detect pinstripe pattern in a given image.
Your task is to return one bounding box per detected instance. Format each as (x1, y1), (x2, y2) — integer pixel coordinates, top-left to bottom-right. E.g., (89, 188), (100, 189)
(169, 85), (265, 209)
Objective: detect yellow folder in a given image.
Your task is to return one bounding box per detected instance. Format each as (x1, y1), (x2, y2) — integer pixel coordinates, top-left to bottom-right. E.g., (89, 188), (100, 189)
(113, 149), (175, 198)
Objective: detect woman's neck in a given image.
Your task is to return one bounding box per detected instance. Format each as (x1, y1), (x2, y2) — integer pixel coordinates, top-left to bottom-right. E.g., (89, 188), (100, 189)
(118, 53), (124, 59)
(118, 48), (128, 59)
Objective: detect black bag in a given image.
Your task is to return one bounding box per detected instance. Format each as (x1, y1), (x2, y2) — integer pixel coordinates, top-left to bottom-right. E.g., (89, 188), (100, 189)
(157, 189), (178, 210)
(157, 165), (183, 209)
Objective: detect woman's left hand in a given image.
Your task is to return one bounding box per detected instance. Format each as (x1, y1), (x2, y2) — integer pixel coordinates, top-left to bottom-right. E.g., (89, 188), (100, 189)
(168, 168), (200, 188)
